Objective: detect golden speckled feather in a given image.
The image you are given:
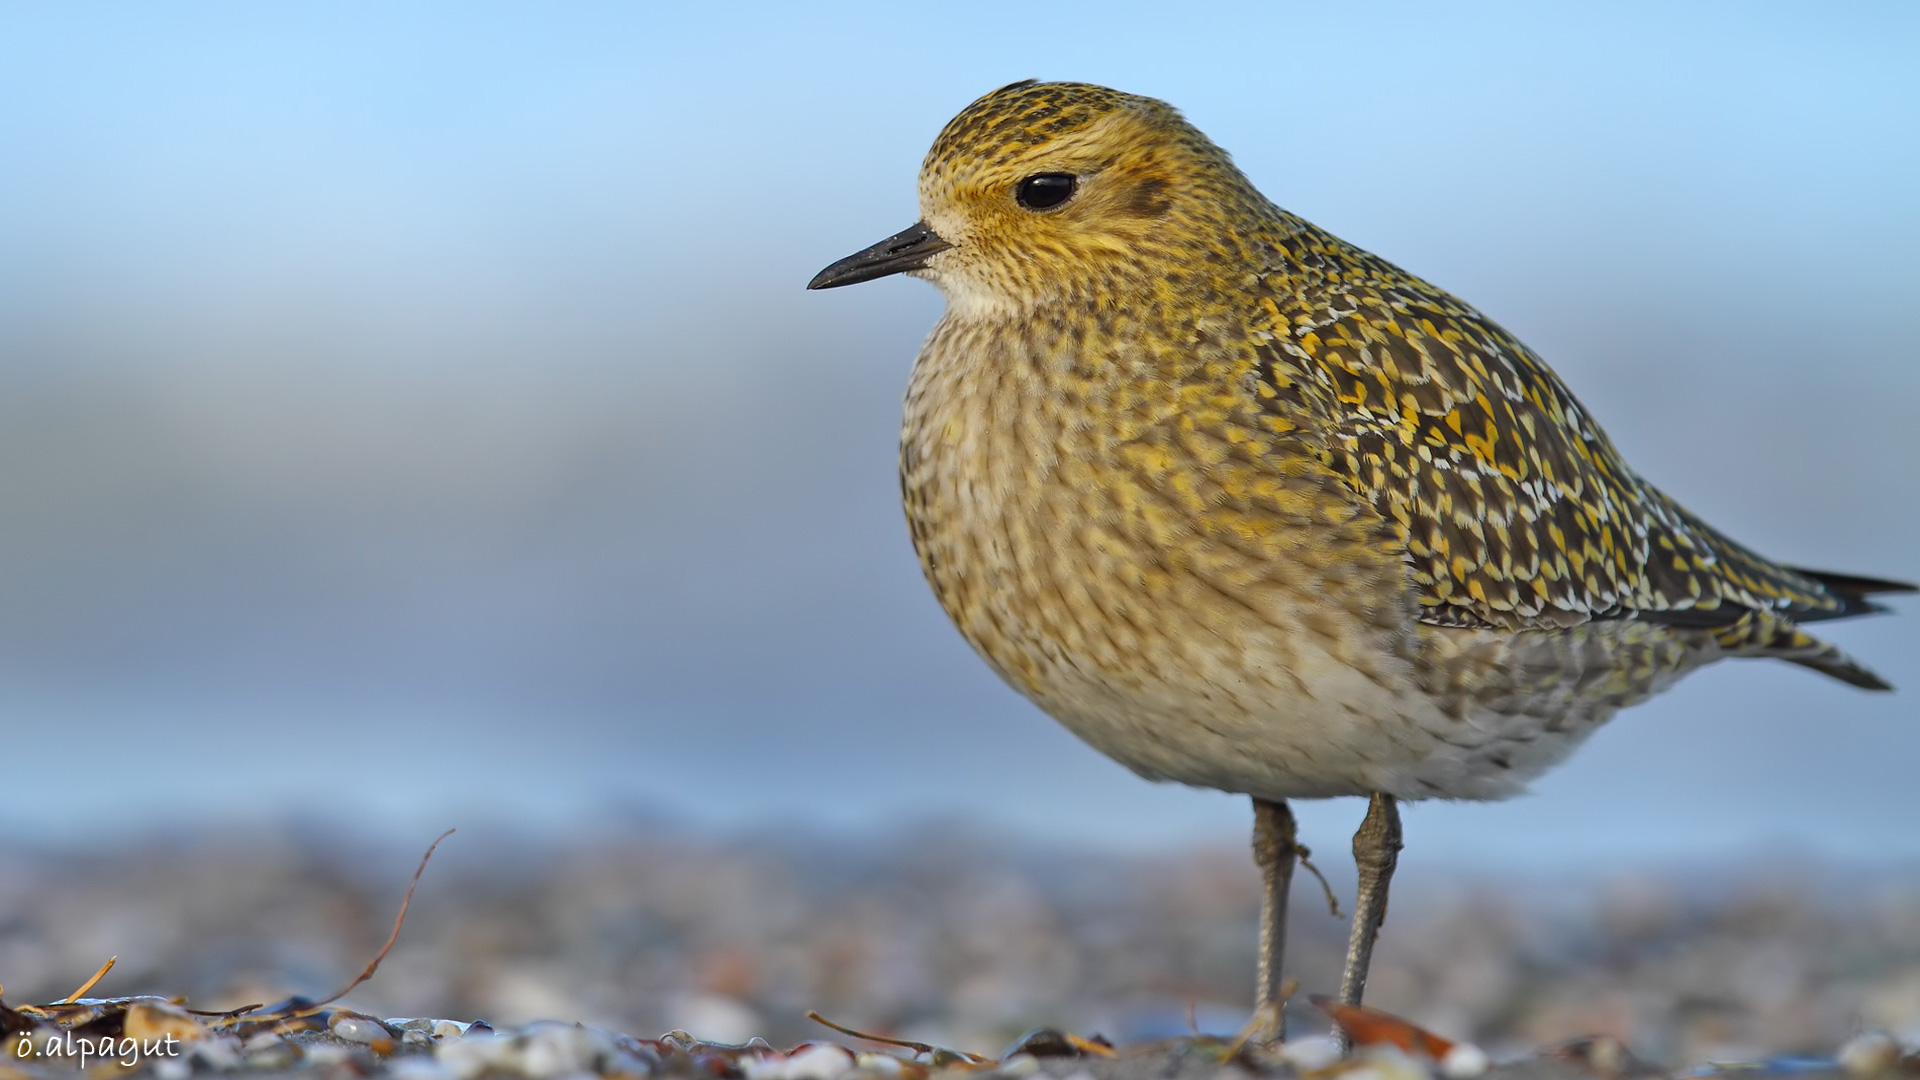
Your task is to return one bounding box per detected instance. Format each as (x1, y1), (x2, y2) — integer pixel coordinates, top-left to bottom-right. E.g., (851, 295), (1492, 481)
(1255, 224), (1869, 632)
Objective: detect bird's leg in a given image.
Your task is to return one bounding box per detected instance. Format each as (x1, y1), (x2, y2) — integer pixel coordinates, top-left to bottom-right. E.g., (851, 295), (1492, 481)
(1250, 796), (1298, 1044)
(1335, 793), (1402, 1041)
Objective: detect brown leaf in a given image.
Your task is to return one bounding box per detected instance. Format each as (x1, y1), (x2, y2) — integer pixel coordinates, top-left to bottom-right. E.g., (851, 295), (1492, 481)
(1310, 995), (1455, 1058)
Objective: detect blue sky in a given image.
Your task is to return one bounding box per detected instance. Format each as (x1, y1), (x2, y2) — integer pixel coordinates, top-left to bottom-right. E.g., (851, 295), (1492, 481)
(0, 2), (1915, 867)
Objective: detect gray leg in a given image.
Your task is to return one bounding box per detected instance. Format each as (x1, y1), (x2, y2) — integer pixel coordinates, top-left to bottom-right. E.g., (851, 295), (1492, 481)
(1251, 797), (1298, 1044)
(1335, 794), (1402, 1030)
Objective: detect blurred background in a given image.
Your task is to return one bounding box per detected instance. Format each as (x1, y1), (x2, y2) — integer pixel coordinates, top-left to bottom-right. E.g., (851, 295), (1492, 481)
(0, 0), (1916, 1057)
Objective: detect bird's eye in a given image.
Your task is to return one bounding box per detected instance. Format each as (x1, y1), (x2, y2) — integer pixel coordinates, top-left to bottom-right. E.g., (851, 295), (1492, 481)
(1015, 173), (1077, 211)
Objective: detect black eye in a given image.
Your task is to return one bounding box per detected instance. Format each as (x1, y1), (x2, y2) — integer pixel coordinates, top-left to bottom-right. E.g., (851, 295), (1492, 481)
(1015, 173), (1077, 210)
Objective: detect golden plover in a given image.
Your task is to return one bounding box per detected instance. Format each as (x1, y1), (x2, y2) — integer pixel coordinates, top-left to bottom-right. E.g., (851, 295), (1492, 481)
(808, 80), (1911, 1041)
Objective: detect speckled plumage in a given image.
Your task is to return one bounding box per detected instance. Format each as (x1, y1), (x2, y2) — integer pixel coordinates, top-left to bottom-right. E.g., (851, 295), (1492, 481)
(817, 79), (1910, 804)
(812, 77), (1911, 1035)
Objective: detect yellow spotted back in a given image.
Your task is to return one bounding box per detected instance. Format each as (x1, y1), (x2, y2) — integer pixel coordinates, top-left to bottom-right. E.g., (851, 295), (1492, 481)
(1248, 220), (1859, 632)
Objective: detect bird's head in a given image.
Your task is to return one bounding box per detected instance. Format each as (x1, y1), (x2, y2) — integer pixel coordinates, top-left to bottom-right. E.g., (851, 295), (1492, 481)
(809, 81), (1265, 316)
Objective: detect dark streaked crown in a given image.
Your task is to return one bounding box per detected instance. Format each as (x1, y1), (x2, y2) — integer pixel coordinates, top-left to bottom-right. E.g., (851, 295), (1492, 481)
(924, 80), (1176, 176)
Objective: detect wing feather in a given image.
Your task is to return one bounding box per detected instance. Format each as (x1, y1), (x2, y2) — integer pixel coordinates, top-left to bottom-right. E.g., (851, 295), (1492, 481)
(1249, 222), (1876, 634)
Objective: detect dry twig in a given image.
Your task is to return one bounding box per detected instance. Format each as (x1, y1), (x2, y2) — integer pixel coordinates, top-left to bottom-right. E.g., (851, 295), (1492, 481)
(805, 1011), (993, 1065)
(309, 828), (455, 1008)
(1295, 845), (1344, 919)
(60, 956), (117, 1003)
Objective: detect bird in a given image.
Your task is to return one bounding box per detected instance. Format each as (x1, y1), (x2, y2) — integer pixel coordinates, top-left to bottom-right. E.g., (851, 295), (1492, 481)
(807, 80), (1911, 1043)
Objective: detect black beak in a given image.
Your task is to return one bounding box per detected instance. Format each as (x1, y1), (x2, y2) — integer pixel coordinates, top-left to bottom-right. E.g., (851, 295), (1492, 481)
(807, 222), (951, 290)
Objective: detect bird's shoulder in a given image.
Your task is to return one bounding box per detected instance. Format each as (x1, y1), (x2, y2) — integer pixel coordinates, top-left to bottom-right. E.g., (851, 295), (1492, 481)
(1239, 220), (1853, 632)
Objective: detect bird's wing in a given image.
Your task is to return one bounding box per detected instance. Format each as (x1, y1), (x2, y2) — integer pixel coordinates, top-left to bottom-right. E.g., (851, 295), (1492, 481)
(1249, 243), (1886, 639)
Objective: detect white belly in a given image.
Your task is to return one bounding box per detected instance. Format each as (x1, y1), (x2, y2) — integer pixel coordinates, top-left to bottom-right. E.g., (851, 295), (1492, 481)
(1016, 605), (1600, 804)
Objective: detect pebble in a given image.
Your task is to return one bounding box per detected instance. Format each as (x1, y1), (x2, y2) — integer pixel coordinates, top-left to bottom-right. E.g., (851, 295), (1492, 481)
(785, 1042), (855, 1080)
(1277, 1035), (1345, 1072)
(437, 1033), (512, 1080)
(742, 1053), (786, 1080)
(995, 1053), (1041, 1078)
(1440, 1043), (1491, 1079)
(1340, 1044), (1439, 1080)
(1839, 1031), (1903, 1078)
(240, 1032), (297, 1067)
(392, 1057), (455, 1080)
(303, 1043), (356, 1066)
(1549, 1035), (1642, 1079)
(332, 1015), (393, 1045)
(188, 1036), (244, 1071)
(606, 1046), (661, 1076)
(744, 1042), (855, 1080)
(124, 1000), (205, 1043)
(516, 1021), (615, 1077)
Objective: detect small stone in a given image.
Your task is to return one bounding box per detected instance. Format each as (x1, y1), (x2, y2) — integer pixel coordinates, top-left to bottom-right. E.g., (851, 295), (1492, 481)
(389, 1018), (437, 1033)
(248, 1044), (298, 1068)
(995, 1054), (1040, 1078)
(606, 1047), (659, 1077)
(124, 1000), (206, 1043)
(437, 1033), (512, 1080)
(305, 1043), (356, 1066)
(332, 1016), (393, 1045)
(1840, 1032), (1903, 1078)
(616, 1034), (665, 1066)
(188, 1036), (243, 1071)
(433, 1021), (468, 1039)
(790, 1042), (855, 1080)
(391, 1056), (454, 1080)
(241, 1033), (282, 1054)
(1278, 1036), (1344, 1073)
(1003, 1030), (1076, 1059)
(1440, 1043), (1490, 1079)
(1345, 1044), (1438, 1080)
(743, 1053), (789, 1080)
(241, 1032), (295, 1065)
(515, 1021), (615, 1077)
(1543, 1035), (1648, 1079)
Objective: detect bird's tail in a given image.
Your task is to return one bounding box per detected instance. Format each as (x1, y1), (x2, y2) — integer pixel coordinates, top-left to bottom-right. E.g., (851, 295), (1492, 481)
(1714, 610), (1894, 691)
(1784, 566), (1917, 620)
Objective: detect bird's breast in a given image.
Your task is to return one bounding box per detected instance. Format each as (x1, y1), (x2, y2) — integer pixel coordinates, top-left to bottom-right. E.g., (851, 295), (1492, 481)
(897, 314), (1462, 801)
